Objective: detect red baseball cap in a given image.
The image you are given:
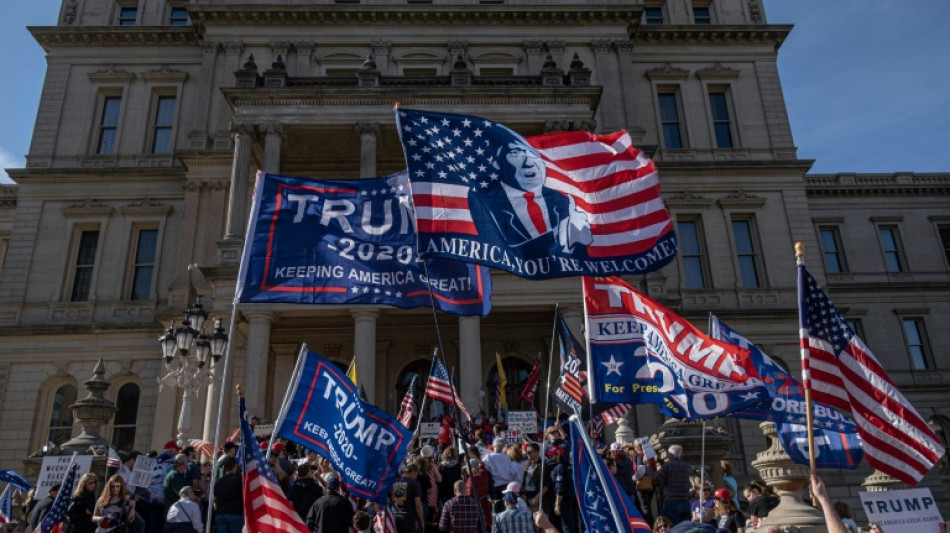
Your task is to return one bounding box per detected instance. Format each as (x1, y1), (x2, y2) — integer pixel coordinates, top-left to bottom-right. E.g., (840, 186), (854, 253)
(259, 441), (268, 451)
(164, 440), (181, 451)
(272, 442), (284, 453)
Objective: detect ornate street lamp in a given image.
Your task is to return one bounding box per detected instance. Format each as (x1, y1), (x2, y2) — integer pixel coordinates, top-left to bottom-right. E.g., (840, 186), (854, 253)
(158, 296), (228, 446)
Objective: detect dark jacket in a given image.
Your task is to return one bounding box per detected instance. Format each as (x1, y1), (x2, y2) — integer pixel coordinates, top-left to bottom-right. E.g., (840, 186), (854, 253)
(437, 460), (462, 502)
(28, 496), (55, 531)
(65, 490), (97, 533)
(613, 454), (637, 496)
(213, 472), (244, 516)
(287, 477), (323, 521)
(306, 491), (354, 533)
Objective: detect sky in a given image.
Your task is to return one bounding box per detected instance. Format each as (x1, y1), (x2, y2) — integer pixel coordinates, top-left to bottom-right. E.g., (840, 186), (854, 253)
(0, 0), (949, 184)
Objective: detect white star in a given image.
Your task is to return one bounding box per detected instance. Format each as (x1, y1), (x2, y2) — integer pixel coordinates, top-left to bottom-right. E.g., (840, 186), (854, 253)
(473, 128), (483, 137)
(419, 116), (428, 124)
(463, 138), (473, 147)
(411, 154), (422, 161)
(425, 162), (435, 169)
(363, 287), (370, 293)
(395, 291), (403, 297)
(452, 128), (461, 137)
(385, 291), (392, 296)
(374, 288), (381, 294)
(489, 172), (499, 180)
(601, 355), (624, 376)
(352, 287), (360, 293)
(421, 146), (431, 153)
(461, 118), (471, 127)
(438, 171), (447, 179)
(402, 125), (412, 132)
(407, 139), (418, 147)
(441, 118), (450, 126)
(415, 170), (425, 178)
(483, 120), (492, 127)
(740, 391), (760, 401)
(475, 147), (485, 155)
(480, 181), (489, 188)
(466, 156), (475, 163)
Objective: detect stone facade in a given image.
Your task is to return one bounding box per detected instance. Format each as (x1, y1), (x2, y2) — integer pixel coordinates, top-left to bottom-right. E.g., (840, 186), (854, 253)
(0, 0), (947, 522)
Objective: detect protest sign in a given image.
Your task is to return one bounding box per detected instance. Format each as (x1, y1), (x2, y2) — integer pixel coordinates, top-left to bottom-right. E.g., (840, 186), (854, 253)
(254, 423), (275, 438)
(419, 423), (440, 440)
(859, 488), (943, 533)
(126, 455), (155, 488)
(35, 455), (93, 499)
(507, 411), (538, 435)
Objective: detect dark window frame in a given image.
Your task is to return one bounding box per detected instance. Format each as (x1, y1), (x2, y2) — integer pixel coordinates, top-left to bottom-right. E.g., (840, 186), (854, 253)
(818, 226), (847, 274)
(657, 88), (685, 149)
(731, 217), (762, 288)
(677, 217), (709, 289)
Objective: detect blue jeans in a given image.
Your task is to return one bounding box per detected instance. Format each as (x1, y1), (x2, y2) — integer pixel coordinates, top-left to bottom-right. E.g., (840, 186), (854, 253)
(663, 499), (691, 526)
(216, 513), (245, 533)
(557, 503), (579, 533)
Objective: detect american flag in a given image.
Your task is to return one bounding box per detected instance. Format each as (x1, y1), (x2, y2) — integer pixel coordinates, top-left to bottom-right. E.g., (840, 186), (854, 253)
(798, 265), (945, 485)
(426, 357), (471, 421)
(599, 403), (633, 426)
(239, 396), (310, 533)
(34, 453), (80, 533)
(373, 506), (397, 533)
(520, 357), (542, 405)
(397, 376), (417, 428)
(394, 107), (675, 277)
(0, 484), (11, 524)
(107, 447), (121, 470)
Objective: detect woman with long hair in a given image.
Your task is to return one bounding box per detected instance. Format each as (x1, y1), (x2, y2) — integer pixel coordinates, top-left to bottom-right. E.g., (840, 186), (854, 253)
(65, 474), (98, 533)
(93, 475), (135, 533)
(713, 489), (745, 533)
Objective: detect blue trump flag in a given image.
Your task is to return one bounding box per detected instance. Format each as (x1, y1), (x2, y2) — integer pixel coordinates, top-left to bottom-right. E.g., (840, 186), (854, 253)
(569, 416), (652, 533)
(236, 171), (491, 316)
(395, 108), (677, 280)
(277, 349), (412, 503)
(0, 469), (32, 491)
(777, 423), (864, 469)
(709, 315), (857, 433)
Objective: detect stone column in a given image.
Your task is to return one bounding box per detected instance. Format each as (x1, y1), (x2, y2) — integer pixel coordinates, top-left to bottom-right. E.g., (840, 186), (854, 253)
(263, 124), (284, 174)
(750, 422), (826, 532)
(294, 42), (315, 77)
(352, 310), (378, 402)
(522, 40), (544, 74)
(202, 344), (238, 441)
(243, 312), (273, 419)
(655, 418), (732, 489)
(371, 40), (392, 75)
(223, 124), (253, 241)
(356, 122), (379, 179)
(459, 316), (482, 414)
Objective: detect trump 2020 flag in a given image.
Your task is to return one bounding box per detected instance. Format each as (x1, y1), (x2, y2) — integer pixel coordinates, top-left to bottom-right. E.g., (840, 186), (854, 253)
(277, 349), (412, 503)
(710, 315), (857, 433)
(584, 276), (771, 419)
(569, 416), (651, 533)
(395, 107), (677, 280)
(798, 264), (945, 485)
(237, 171), (491, 316)
(0, 469), (32, 491)
(777, 423), (863, 470)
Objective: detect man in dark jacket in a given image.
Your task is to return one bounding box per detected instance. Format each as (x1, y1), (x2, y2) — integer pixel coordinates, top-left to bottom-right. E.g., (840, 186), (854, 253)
(609, 443), (637, 498)
(213, 457), (244, 533)
(287, 464), (323, 521)
(27, 483), (59, 531)
(307, 473), (354, 533)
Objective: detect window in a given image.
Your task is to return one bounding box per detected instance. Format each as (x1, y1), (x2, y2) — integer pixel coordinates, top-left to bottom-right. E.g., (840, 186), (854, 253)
(818, 227), (846, 273)
(937, 224), (950, 268)
(844, 319), (865, 340)
(645, 7), (665, 24)
(70, 230), (100, 302)
(130, 228), (158, 300)
(150, 96), (176, 154)
(678, 219), (707, 289)
(118, 7), (137, 25)
(168, 7), (188, 25)
(48, 385), (77, 445)
(708, 91), (734, 148)
(112, 383), (140, 452)
(658, 90), (684, 149)
(693, 7), (712, 24)
(97, 96), (121, 155)
(878, 226), (905, 272)
(901, 318), (931, 370)
(732, 218), (760, 288)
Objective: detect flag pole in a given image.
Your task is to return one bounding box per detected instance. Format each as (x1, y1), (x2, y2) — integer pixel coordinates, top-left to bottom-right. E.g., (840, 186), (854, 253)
(539, 303), (559, 514)
(448, 367), (489, 533)
(413, 349), (437, 438)
(266, 344), (308, 460)
(570, 414), (627, 533)
(796, 242), (819, 501)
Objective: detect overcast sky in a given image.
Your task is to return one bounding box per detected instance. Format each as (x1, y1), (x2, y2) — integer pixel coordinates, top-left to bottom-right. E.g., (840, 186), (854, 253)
(1, 0), (948, 183)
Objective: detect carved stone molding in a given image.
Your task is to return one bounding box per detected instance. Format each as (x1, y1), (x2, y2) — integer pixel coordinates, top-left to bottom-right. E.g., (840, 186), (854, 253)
(371, 40), (392, 55)
(355, 122), (380, 137)
(665, 190), (713, 209)
(522, 40), (544, 54)
(635, 25), (791, 49)
(61, 199), (113, 218)
(590, 39), (613, 54)
(717, 190), (766, 209)
(696, 62), (740, 80)
(32, 27), (197, 49)
(62, 0), (79, 25)
(614, 40), (635, 55)
(120, 198), (172, 217)
(447, 40), (468, 61)
(199, 41), (219, 55)
(270, 40), (292, 60)
(645, 63), (689, 81)
(142, 66), (188, 83)
(221, 41), (244, 55)
(87, 67), (135, 84)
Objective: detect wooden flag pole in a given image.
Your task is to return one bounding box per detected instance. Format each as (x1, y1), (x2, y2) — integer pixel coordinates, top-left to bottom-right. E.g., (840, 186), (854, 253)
(796, 242), (819, 505)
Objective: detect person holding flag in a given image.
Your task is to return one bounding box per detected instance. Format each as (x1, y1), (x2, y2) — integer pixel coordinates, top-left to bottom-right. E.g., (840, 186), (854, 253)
(35, 454), (81, 533)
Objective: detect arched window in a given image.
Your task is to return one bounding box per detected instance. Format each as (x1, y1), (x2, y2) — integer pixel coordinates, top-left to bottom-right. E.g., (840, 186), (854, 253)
(112, 383), (141, 452)
(487, 357), (536, 413)
(395, 360), (445, 423)
(48, 384), (78, 445)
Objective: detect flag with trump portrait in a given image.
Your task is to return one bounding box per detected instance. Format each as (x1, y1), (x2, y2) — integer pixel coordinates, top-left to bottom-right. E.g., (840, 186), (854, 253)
(394, 107), (677, 280)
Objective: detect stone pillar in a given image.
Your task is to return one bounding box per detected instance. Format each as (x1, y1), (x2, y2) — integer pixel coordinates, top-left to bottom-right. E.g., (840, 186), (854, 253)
(459, 316), (482, 414)
(371, 40), (392, 75)
(60, 359), (117, 455)
(202, 343), (238, 442)
(243, 312), (273, 419)
(263, 124), (283, 174)
(750, 422), (826, 533)
(522, 40), (544, 73)
(654, 418), (732, 489)
(294, 42), (315, 77)
(356, 122), (379, 179)
(352, 310), (379, 403)
(223, 124), (253, 241)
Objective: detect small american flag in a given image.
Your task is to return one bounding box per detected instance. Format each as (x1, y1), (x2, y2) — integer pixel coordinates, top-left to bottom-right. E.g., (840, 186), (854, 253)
(373, 506), (397, 533)
(397, 376), (417, 428)
(426, 357), (471, 421)
(0, 484), (11, 524)
(239, 396), (310, 533)
(34, 453), (80, 533)
(107, 448), (121, 470)
(798, 264), (945, 485)
(599, 404), (633, 426)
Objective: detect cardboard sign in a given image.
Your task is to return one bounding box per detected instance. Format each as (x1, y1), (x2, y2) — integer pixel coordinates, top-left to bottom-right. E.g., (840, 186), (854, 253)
(35, 455), (94, 499)
(507, 411), (538, 434)
(420, 423), (440, 440)
(641, 438), (657, 461)
(859, 488), (943, 533)
(254, 423), (275, 438)
(126, 455), (156, 489)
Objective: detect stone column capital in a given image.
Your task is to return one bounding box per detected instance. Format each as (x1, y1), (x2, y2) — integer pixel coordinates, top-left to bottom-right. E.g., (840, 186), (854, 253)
(371, 40), (392, 54)
(262, 123), (286, 138)
(590, 39), (614, 54)
(522, 40), (544, 54)
(355, 122), (380, 137)
(221, 41), (244, 55)
(244, 311), (275, 324)
(229, 122), (254, 138)
(351, 309), (380, 322)
(615, 40), (635, 55)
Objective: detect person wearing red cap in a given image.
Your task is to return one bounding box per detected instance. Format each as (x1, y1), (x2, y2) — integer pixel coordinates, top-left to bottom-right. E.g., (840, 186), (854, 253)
(438, 417), (454, 450)
(543, 445), (577, 533)
(713, 488), (745, 533)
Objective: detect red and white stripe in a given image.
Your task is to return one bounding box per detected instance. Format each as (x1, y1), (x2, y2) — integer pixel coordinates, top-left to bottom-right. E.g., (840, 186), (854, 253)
(374, 507), (397, 533)
(599, 403), (633, 426)
(528, 130), (673, 258)
(410, 182), (478, 235)
(397, 389), (415, 428)
(244, 459), (309, 533)
(520, 358), (542, 405)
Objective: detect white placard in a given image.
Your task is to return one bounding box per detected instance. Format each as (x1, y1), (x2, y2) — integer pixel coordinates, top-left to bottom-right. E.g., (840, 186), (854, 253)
(507, 411), (538, 434)
(35, 455), (94, 499)
(641, 438), (657, 460)
(126, 455), (156, 489)
(254, 423), (275, 437)
(859, 488), (943, 533)
(420, 423), (440, 440)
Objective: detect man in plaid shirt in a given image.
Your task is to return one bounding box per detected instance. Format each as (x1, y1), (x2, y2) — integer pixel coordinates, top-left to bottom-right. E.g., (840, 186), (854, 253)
(439, 481), (481, 533)
(491, 492), (533, 533)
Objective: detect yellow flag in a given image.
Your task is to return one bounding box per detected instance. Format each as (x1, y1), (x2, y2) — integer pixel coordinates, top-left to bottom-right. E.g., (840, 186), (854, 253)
(346, 358), (358, 386)
(495, 352), (507, 407)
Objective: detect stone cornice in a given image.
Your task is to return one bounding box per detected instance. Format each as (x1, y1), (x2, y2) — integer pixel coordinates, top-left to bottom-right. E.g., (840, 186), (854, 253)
(29, 26), (198, 51)
(188, 5), (642, 30)
(6, 167), (185, 185)
(805, 172), (950, 197)
(634, 25), (792, 49)
(0, 186), (16, 207)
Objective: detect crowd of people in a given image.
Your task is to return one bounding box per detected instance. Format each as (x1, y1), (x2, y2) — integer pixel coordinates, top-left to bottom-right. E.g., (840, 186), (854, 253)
(6, 412), (873, 533)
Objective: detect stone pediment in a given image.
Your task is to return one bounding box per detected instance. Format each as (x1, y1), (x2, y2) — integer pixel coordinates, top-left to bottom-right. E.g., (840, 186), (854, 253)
(315, 51), (367, 65)
(61, 199), (113, 218)
(470, 50), (522, 65)
(142, 66), (188, 83)
(696, 63), (740, 80)
(645, 63), (689, 81)
(664, 190), (712, 209)
(87, 66), (135, 83)
(717, 190), (766, 209)
(392, 50), (447, 66)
